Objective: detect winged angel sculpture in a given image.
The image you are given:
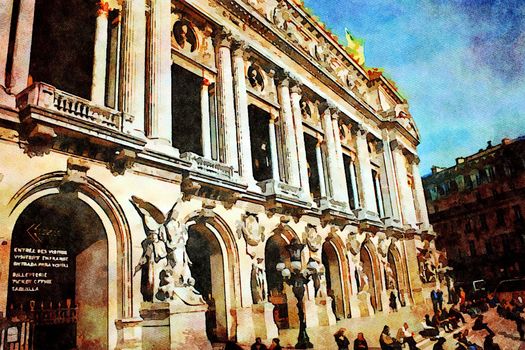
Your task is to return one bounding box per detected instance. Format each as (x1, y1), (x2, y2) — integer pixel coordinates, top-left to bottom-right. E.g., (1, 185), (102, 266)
(130, 196), (204, 305)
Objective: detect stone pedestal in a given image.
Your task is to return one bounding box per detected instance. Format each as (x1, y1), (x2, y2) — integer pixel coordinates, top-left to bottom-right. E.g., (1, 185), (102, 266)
(349, 295), (361, 318)
(115, 318), (143, 350)
(304, 299), (319, 328)
(252, 303), (279, 340)
(315, 297), (336, 326)
(236, 307), (255, 344)
(284, 284), (300, 329)
(357, 292), (374, 317)
(381, 290), (390, 313)
(140, 301), (211, 350)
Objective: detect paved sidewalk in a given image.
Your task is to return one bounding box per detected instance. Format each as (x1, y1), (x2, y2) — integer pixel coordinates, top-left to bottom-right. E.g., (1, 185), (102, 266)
(232, 305), (525, 350)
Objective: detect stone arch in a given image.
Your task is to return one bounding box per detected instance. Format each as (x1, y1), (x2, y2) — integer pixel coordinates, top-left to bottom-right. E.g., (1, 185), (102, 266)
(359, 239), (382, 312)
(264, 224), (298, 329)
(388, 243), (409, 307)
(322, 233), (350, 319)
(182, 211), (239, 341)
(4, 171), (131, 349)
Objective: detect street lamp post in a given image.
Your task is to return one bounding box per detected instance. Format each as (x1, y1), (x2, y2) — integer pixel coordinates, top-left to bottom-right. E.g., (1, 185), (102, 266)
(276, 238), (318, 349)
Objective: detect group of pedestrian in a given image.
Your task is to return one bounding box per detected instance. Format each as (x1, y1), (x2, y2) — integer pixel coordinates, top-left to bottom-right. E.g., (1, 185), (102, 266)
(333, 328), (368, 350)
(497, 296), (525, 341)
(431, 289), (444, 314)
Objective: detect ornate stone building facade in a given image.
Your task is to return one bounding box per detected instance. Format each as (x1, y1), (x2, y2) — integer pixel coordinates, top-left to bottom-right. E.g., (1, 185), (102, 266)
(423, 137), (525, 284)
(0, 0), (436, 349)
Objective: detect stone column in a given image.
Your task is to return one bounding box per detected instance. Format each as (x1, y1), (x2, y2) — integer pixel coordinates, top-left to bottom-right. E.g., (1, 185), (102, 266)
(380, 133), (402, 223)
(147, 0), (172, 143)
(403, 237), (424, 304)
(232, 41), (255, 185)
(201, 79), (212, 159)
(215, 29), (239, 170)
(91, 1), (109, 105)
(411, 155), (430, 229)
(331, 111), (350, 205)
(349, 157), (360, 209)
(315, 135), (327, 198)
(0, 0), (14, 87)
(290, 83), (310, 198)
(9, 0), (36, 94)
(120, 0), (146, 135)
(354, 125), (379, 215)
(321, 107), (339, 199)
(390, 140), (417, 227)
(268, 113), (280, 182)
(277, 73), (300, 187)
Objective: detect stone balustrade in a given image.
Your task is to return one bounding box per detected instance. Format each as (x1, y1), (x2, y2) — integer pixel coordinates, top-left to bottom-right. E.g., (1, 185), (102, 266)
(16, 82), (123, 131)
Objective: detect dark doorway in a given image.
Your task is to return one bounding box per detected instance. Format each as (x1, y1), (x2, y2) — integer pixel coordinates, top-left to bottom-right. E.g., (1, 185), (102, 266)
(322, 241), (344, 319)
(30, 0), (97, 99)
(7, 194), (108, 350)
(248, 105), (272, 181)
(264, 234), (290, 329)
(171, 64), (202, 155)
(186, 223), (227, 341)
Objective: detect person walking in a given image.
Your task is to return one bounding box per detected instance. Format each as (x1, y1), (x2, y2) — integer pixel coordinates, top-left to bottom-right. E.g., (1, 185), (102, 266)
(354, 332), (368, 350)
(389, 291), (398, 312)
(436, 289), (444, 311)
(431, 289), (438, 313)
(334, 328), (350, 350)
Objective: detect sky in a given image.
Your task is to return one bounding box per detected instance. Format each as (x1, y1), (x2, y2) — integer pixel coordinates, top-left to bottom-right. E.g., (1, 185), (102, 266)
(302, 0), (525, 175)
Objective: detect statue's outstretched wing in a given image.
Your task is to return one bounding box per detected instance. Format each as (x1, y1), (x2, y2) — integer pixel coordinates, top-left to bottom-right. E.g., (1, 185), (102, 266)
(130, 195), (166, 233)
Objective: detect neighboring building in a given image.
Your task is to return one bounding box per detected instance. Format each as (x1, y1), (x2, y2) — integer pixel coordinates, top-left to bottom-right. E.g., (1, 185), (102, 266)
(423, 137), (525, 285)
(0, 0), (437, 349)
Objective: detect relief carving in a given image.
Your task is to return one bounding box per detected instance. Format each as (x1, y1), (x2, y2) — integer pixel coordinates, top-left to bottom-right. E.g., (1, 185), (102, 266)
(237, 213), (265, 258)
(302, 224), (322, 252)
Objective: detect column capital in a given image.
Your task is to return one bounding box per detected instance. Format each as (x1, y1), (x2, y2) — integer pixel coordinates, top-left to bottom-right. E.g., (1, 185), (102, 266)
(407, 153), (420, 165)
(389, 139), (405, 152)
(213, 27), (233, 48)
(231, 39), (248, 57)
(290, 82), (302, 95)
(96, 1), (110, 17)
(329, 106), (340, 120)
(352, 123), (368, 136)
(274, 68), (291, 87)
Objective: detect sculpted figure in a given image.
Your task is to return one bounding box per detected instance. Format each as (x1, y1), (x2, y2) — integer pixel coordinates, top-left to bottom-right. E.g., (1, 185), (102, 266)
(237, 213), (265, 258)
(250, 258), (267, 304)
(303, 224), (322, 252)
(384, 262), (396, 290)
(355, 262), (369, 293)
(131, 195), (196, 302)
(271, 0), (290, 30)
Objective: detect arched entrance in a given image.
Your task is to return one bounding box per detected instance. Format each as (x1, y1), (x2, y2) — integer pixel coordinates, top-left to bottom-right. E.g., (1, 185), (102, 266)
(360, 244), (379, 312)
(264, 233), (290, 329)
(186, 222), (228, 342)
(7, 193), (108, 350)
(388, 245), (407, 307)
(321, 241), (344, 319)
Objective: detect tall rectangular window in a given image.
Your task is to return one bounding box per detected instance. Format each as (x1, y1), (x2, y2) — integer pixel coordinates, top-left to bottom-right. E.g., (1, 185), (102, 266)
(469, 240), (477, 257)
(496, 209), (506, 227)
(304, 133), (321, 200)
(343, 154), (358, 210)
(171, 64), (202, 155)
(513, 205), (522, 221)
(479, 214), (488, 231)
(248, 105), (272, 182)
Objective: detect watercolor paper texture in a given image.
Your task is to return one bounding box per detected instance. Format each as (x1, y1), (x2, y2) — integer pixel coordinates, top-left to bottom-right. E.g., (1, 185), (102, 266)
(0, 0), (522, 349)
